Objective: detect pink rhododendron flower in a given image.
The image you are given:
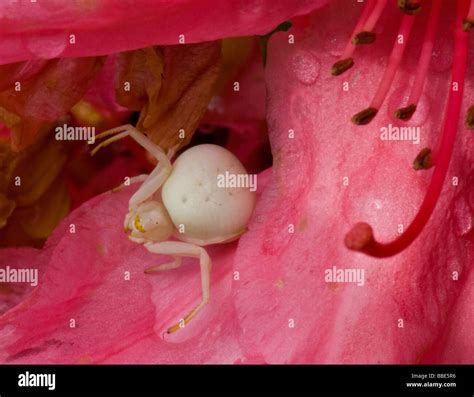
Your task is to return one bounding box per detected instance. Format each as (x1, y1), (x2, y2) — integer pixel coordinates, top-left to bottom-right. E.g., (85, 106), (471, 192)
(0, 0), (473, 365)
(234, 0), (474, 363)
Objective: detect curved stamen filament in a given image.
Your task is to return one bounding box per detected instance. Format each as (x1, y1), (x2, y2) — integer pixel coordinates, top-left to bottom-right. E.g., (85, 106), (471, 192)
(331, 0), (376, 75)
(345, 0), (469, 258)
(396, 0), (442, 120)
(353, 0), (388, 45)
(352, 14), (416, 125)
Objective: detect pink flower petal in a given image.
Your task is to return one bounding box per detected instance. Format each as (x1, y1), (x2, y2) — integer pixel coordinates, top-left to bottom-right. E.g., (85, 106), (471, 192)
(81, 55), (129, 117)
(232, 1), (474, 363)
(0, 0), (328, 64)
(0, 247), (40, 316)
(0, 177), (264, 363)
(425, 263), (474, 363)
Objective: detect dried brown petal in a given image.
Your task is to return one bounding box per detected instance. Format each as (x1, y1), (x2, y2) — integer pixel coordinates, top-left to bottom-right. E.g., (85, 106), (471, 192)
(116, 42), (222, 151)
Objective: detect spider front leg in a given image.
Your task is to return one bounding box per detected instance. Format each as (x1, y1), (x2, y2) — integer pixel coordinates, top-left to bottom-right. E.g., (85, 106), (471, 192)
(92, 124), (173, 207)
(144, 257), (182, 273)
(128, 160), (171, 209)
(111, 174), (148, 193)
(144, 241), (212, 334)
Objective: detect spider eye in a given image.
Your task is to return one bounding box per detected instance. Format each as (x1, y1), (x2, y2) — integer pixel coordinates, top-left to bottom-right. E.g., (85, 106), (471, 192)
(134, 214), (146, 233)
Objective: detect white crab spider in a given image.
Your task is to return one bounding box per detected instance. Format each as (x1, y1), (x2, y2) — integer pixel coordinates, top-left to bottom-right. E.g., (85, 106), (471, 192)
(92, 124), (256, 333)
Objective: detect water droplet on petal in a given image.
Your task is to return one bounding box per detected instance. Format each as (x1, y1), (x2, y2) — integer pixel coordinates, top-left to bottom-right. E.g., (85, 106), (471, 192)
(22, 31), (68, 59)
(292, 51), (320, 86)
(453, 196), (472, 237)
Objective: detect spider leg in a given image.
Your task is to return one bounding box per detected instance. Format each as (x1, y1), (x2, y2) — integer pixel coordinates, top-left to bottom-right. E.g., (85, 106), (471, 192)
(90, 130), (129, 156)
(111, 174), (149, 193)
(91, 124), (172, 207)
(128, 160), (171, 208)
(144, 241), (212, 334)
(95, 124), (133, 140)
(116, 126), (172, 207)
(144, 256), (182, 273)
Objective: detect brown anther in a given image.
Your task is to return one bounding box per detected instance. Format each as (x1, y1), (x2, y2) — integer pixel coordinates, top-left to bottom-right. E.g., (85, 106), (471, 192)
(398, 0), (422, 15)
(344, 222), (374, 251)
(331, 58), (354, 76)
(413, 148), (433, 170)
(352, 31), (376, 45)
(394, 104), (417, 121)
(351, 107), (378, 125)
(462, 18), (474, 32)
(465, 105), (474, 128)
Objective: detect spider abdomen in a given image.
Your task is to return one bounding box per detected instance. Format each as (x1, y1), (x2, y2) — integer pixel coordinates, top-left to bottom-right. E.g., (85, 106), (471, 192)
(161, 144), (256, 244)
